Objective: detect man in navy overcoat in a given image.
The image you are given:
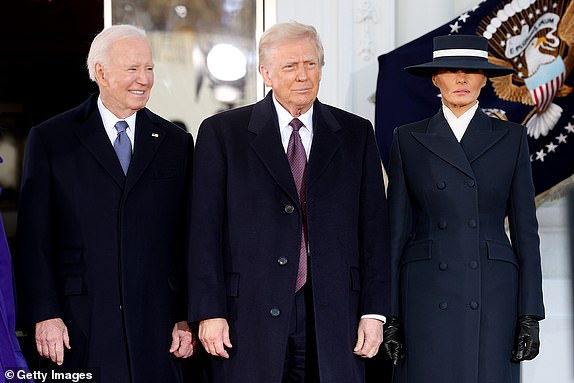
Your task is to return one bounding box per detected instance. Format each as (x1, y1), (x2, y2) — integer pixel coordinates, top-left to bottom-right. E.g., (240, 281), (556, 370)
(15, 25), (194, 383)
(188, 21), (390, 383)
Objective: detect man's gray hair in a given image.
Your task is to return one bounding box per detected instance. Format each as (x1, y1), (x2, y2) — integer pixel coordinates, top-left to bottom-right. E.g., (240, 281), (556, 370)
(258, 21), (325, 68)
(86, 24), (148, 82)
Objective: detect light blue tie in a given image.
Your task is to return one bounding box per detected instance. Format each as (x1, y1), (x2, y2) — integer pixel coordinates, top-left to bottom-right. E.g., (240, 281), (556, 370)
(114, 120), (132, 174)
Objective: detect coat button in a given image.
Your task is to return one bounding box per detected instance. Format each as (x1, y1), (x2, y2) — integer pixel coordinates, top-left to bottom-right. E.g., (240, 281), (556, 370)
(438, 221), (447, 230)
(439, 302), (448, 310)
(436, 181), (446, 190)
(469, 301), (479, 310)
(468, 219), (477, 228)
(438, 262), (448, 271)
(469, 260), (478, 269)
(270, 308), (281, 317)
(466, 179), (475, 187)
(277, 257), (288, 266)
(284, 204), (295, 214)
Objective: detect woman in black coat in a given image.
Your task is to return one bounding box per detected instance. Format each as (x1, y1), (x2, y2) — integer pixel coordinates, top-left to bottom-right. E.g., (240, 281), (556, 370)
(383, 35), (545, 383)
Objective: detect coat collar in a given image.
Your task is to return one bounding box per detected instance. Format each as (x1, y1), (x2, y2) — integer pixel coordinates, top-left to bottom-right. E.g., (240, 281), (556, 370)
(411, 108), (508, 178)
(307, 100), (341, 191)
(460, 108), (509, 163)
(248, 92), (341, 204)
(74, 94), (165, 191)
(124, 109), (166, 193)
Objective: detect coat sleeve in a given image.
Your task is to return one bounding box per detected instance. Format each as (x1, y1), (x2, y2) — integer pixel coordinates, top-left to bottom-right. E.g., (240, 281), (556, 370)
(187, 119), (229, 323)
(386, 128), (413, 317)
(15, 127), (62, 326)
(357, 123), (391, 316)
(507, 127), (545, 319)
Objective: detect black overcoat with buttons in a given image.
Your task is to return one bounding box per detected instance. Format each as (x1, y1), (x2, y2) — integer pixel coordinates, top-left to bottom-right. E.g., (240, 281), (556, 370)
(188, 91), (389, 383)
(16, 94), (193, 383)
(387, 108), (545, 383)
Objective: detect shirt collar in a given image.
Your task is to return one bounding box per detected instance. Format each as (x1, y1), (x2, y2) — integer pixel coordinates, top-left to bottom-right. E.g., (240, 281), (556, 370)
(272, 95), (313, 132)
(97, 97), (137, 140)
(442, 101), (479, 126)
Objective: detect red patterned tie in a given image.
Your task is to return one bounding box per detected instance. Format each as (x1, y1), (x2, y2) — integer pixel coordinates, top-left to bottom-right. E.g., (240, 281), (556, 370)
(287, 118), (308, 292)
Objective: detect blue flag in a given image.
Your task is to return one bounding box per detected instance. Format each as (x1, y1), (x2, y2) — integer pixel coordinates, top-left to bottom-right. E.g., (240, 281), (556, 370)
(375, 0), (574, 198)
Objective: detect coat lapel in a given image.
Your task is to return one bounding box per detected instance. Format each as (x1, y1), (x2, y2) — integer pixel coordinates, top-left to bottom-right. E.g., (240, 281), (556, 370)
(460, 109), (509, 163)
(74, 95), (126, 188)
(412, 110), (475, 178)
(248, 94), (300, 204)
(124, 109), (165, 194)
(306, 101), (341, 191)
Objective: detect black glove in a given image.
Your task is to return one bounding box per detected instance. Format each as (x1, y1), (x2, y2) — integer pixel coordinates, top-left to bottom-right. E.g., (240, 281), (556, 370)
(511, 315), (541, 362)
(382, 316), (405, 365)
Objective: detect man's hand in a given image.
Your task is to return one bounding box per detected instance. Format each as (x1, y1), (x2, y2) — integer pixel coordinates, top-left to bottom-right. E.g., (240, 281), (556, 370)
(35, 318), (71, 365)
(353, 318), (384, 358)
(198, 318), (232, 359)
(169, 321), (195, 358)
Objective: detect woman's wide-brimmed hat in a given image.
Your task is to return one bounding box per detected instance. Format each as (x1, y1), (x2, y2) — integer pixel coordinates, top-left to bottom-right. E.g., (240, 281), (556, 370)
(404, 34), (514, 78)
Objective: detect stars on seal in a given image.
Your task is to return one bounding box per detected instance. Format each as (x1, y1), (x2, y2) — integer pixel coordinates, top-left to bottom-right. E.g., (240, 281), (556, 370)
(448, 2), (482, 36)
(546, 142), (558, 153)
(458, 12), (470, 23)
(536, 150), (547, 162)
(449, 21), (461, 33)
(531, 117), (574, 162)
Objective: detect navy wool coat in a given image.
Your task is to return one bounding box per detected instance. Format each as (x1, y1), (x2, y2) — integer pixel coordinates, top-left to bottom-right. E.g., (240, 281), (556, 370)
(188, 92), (390, 383)
(387, 108), (545, 383)
(16, 94), (194, 383)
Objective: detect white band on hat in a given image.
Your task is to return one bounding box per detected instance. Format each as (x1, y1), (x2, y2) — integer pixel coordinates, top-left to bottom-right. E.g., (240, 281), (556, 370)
(433, 48), (488, 59)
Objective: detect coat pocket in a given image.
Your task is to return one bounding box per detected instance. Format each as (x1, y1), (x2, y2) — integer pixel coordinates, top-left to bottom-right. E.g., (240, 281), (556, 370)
(224, 272), (240, 297)
(400, 239), (433, 266)
(485, 240), (518, 268)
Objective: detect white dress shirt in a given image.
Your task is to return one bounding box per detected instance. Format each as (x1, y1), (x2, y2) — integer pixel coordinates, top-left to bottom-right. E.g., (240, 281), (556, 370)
(442, 101), (479, 142)
(273, 96), (313, 159)
(97, 97), (136, 151)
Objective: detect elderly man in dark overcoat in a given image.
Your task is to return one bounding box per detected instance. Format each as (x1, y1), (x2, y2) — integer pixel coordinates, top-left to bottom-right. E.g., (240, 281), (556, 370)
(384, 35), (545, 383)
(15, 25), (194, 383)
(188, 21), (390, 383)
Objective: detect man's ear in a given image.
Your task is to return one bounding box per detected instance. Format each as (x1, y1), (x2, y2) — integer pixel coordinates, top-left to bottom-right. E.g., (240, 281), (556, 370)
(259, 65), (273, 87)
(95, 63), (106, 85)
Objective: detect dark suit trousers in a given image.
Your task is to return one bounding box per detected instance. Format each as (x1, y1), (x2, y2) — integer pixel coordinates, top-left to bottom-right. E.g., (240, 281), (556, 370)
(282, 283), (319, 383)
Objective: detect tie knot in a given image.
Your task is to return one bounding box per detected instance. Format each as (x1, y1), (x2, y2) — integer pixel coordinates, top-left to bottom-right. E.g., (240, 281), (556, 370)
(114, 120), (128, 134)
(289, 118), (304, 132)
